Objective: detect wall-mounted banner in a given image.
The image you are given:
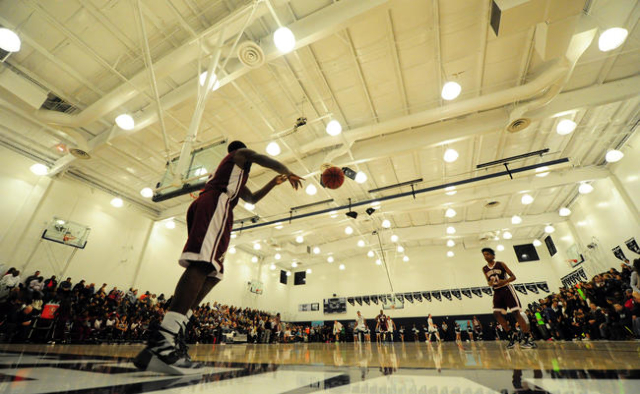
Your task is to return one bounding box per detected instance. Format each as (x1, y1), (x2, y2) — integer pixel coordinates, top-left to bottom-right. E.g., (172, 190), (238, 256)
(525, 283), (539, 294)
(482, 287), (493, 296)
(347, 297), (355, 306)
(578, 269), (588, 281)
(380, 294), (387, 304)
(404, 293), (413, 303)
(422, 291), (431, 302)
(612, 246), (627, 261)
(451, 289), (462, 300)
(414, 292), (423, 302)
(432, 291), (442, 301)
(513, 284), (527, 295)
(355, 297), (362, 306)
(625, 238), (640, 255)
(311, 303), (319, 311)
(462, 288), (472, 299)
(441, 290), (452, 301)
(299, 304), (309, 312)
(471, 288), (483, 297)
(371, 295), (379, 305)
(536, 282), (549, 293)
(561, 267), (586, 288)
(363, 296), (370, 305)
(395, 294), (404, 302)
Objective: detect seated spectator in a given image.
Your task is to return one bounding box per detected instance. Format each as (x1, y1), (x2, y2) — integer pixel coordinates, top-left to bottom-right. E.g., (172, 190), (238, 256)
(43, 275), (57, 294)
(24, 270), (41, 287)
(0, 270), (21, 301)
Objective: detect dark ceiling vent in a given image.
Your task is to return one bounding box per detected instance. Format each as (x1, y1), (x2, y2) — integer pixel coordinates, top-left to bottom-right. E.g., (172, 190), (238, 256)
(40, 92), (77, 113)
(69, 148), (91, 160)
(485, 201), (501, 208)
(507, 117), (531, 133)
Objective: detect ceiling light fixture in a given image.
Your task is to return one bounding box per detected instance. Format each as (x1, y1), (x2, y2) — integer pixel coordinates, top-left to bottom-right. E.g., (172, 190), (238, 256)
(305, 184), (317, 196)
(403, 256), (409, 262)
(313, 247), (320, 254)
(326, 120), (342, 136)
(381, 219), (391, 228)
(252, 256), (259, 263)
(165, 219), (176, 229)
(274, 253), (281, 260)
(140, 187), (153, 198)
(598, 27), (628, 52)
(266, 141), (281, 156)
(446, 239), (455, 247)
(244, 202), (255, 211)
(447, 251), (454, 257)
(578, 183), (593, 194)
(345, 226), (354, 235)
(397, 245), (404, 253)
(30, 163), (48, 176)
(556, 119), (576, 135)
(441, 81), (461, 100)
(110, 197), (123, 208)
(511, 215), (522, 225)
(535, 166), (550, 177)
(503, 231), (513, 240)
(533, 239), (542, 247)
(446, 226), (456, 235)
(375, 259), (382, 265)
(0, 28), (21, 52)
(253, 242), (261, 250)
(306, 268), (312, 274)
(231, 233), (237, 239)
(115, 114), (135, 130)
(391, 234), (399, 243)
(327, 256), (334, 263)
(355, 171), (368, 184)
(445, 208), (456, 218)
(367, 250), (375, 258)
(544, 225), (555, 234)
(605, 150), (624, 163)
(273, 26), (295, 53)
(198, 71), (221, 91)
(339, 264), (345, 270)
(357, 240), (365, 247)
(275, 222), (283, 230)
(521, 194), (534, 205)
(330, 211), (338, 218)
(286, 270), (291, 276)
(443, 148), (459, 163)
(270, 264), (276, 270)
(295, 235), (304, 243)
(228, 246), (236, 254)
(559, 207), (571, 217)
(291, 262), (298, 268)
(497, 244), (505, 251)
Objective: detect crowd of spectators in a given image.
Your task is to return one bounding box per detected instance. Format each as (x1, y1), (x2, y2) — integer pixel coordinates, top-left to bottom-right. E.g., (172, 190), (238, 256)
(0, 267), (281, 345)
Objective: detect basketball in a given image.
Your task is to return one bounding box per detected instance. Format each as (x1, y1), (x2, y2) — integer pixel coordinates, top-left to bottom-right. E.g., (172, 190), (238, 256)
(322, 166), (345, 189)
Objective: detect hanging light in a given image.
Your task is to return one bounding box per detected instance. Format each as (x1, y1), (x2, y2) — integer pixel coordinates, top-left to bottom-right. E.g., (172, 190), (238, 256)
(443, 149), (459, 163)
(251, 256), (259, 263)
(497, 244), (505, 251)
(305, 184), (317, 195)
(559, 207), (571, 217)
(110, 197), (124, 208)
(390, 234), (399, 243)
(313, 246), (320, 254)
(326, 120), (342, 136)
(533, 239), (542, 247)
(0, 28), (21, 52)
(266, 141), (281, 156)
(115, 114), (135, 130)
(270, 264), (276, 270)
(296, 235), (304, 243)
(446, 239), (455, 247)
(291, 262), (298, 268)
(447, 251), (454, 257)
(228, 246), (236, 254)
(446, 226), (456, 235)
(30, 163), (48, 176)
(253, 242), (261, 250)
(397, 245), (405, 253)
(245, 202), (255, 211)
(545, 225), (555, 234)
(605, 150), (624, 163)
(286, 270), (291, 276)
(375, 259), (382, 265)
(198, 71), (221, 91)
(273, 26), (296, 53)
(274, 253), (281, 260)
(357, 240), (365, 247)
(598, 27), (628, 52)
(327, 256), (334, 263)
(381, 219), (391, 228)
(511, 215), (522, 225)
(339, 264), (345, 270)
(306, 268), (312, 274)
(521, 194), (534, 205)
(355, 171), (368, 184)
(140, 187), (153, 198)
(367, 250), (375, 258)
(441, 81), (462, 100)
(556, 119), (576, 135)
(345, 226), (354, 235)
(578, 183), (593, 194)
(403, 256), (409, 262)
(445, 208), (457, 218)
(330, 211), (338, 218)
(503, 231), (513, 240)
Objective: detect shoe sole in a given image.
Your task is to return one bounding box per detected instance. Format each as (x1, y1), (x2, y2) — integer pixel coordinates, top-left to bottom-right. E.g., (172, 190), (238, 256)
(146, 354), (206, 375)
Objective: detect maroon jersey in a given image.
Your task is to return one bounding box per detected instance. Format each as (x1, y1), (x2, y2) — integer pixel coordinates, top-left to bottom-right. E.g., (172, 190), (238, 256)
(377, 314), (388, 330)
(203, 152), (252, 207)
(483, 261), (509, 289)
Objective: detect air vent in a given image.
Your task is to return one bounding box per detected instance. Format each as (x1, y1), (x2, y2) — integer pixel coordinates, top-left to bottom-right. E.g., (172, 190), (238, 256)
(507, 117), (531, 133)
(237, 41), (264, 69)
(41, 92), (77, 113)
(485, 201), (500, 208)
(69, 148), (91, 160)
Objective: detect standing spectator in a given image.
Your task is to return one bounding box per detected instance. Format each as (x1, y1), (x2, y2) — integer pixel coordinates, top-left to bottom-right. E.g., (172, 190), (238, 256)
(72, 280), (86, 293)
(630, 259), (640, 294)
(24, 270), (41, 286)
(0, 270), (21, 301)
(43, 275), (58, 293)
(58, 278), (73, 296)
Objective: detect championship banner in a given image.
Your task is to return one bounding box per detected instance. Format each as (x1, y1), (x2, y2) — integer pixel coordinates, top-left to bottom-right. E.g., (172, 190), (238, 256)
(395, 293), (404, 302)
(471, 288), (483, 298)
(626, 237), (640, 255)
(355, 297), (362, 306)
(536, 282), (550, 293)
(380, 294), (387, 304)
(347, 297), (355, 306)
(462, 288), (473, 299)
(404, 293), (413, 303)
(612, 246), (627, 261)
(432, 291), (442, 301)
(578, 268), (587, 281)
(413, 292), (423, 302)
(525, 283), (539, 294)
(363, 296), (370, 305)
(371, 295), (378, 305)
(441, 290), (452, 301)
(482, 287), (493, 296)
(422, 291), (431, 302)
(451, 289), (462, 300)
(513, 284), (527, 295)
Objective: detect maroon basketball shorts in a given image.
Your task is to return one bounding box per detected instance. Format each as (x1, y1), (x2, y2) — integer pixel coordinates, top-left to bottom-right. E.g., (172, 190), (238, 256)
(492, 285), (522, 314)
(179, 190), (233, 279)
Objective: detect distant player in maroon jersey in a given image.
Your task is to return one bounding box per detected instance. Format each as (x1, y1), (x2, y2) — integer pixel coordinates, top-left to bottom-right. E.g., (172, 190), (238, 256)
(481, 247), (536, 349)
(135, 141), (302, 374)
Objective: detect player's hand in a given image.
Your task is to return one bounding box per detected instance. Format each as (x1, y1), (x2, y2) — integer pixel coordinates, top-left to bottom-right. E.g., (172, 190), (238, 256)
(286, 172), (303, 190)
(495, 279), (508, 287)
(273, 174), (287, 185)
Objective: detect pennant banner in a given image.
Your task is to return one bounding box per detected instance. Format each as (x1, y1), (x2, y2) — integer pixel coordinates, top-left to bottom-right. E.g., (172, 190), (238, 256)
(578, 269), (588, 281)
(432, 291), (442, 301)
(404, 293), (413, 303)
(451, 289), (462, 300)
(471, 288), (483, 298)
(536, 282), (549, 293)
(626, 237), (640, 255)
(462, 288), (473, 299)
(513, 284), (527, 295)
(525, 283), (539, 294)
(441, 290), (452, 301)
(371, 295), (378, 305)
(355, 297), (362, 306)
(395, 293), (404, 303)
(612, 246), (627, 261)
(347, 297), (355, 306)
(363, 296), (370, 305)
(380, 294), (387, 304)
(414, 292), (423, 302)
(482, 287), (493, 296)
(422, 291), (431, 302)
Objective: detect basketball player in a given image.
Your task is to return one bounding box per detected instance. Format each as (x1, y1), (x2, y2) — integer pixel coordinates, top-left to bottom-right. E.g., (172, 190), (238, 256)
(333, 320), (343, 342)
(386, 315), (396, 342)
(454, 322), (462, 342)
(427, 314), (440, 343)
(481, 247), (536, 349)
(398, 325), (405, 343)
(134, 141), (303, 374)
(354, 311), (367, 342)
(376, 310), (388, 342)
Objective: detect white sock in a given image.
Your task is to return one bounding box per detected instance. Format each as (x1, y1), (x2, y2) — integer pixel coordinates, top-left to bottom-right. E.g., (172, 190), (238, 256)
(160, 311), (188, 346)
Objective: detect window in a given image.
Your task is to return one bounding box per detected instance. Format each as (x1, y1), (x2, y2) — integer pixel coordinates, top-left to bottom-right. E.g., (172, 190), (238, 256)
(294, 271), (306, 286)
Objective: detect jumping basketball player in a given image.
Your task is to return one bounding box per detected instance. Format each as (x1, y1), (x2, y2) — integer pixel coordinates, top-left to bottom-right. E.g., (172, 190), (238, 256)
(481, 247), (536, 349)
(134, 141), (302, 374)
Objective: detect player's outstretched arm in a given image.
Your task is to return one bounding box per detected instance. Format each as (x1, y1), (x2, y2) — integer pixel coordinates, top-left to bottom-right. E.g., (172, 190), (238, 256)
(239, 175), (287, 204)
(233, 148), (303, 190)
